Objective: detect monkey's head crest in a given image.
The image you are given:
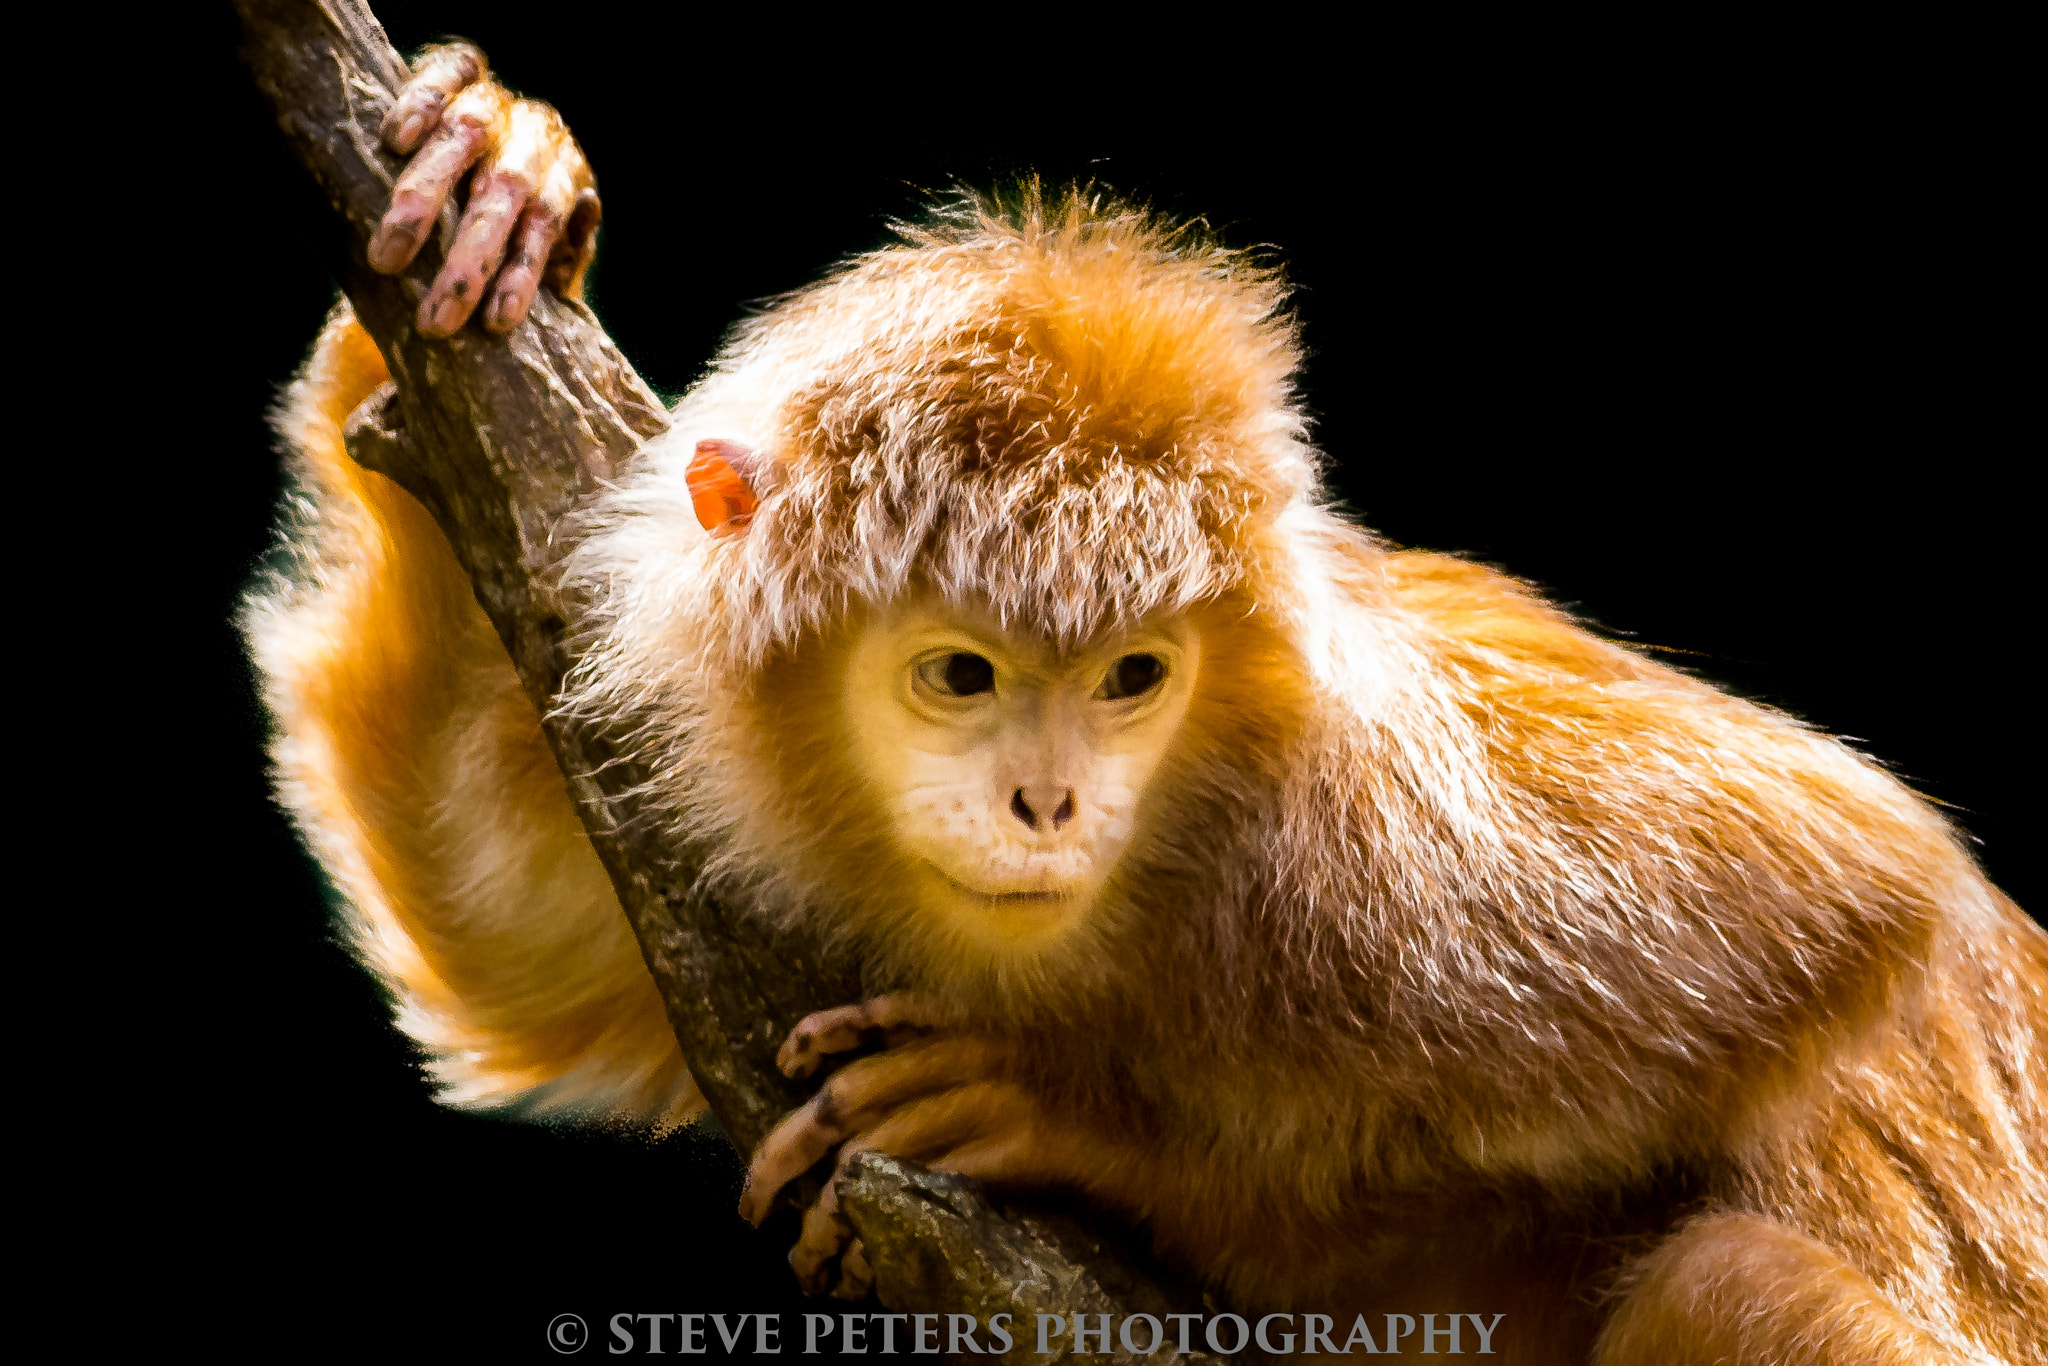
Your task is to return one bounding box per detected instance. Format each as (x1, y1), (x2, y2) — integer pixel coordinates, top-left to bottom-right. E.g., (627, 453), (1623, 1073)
(564, 191), (1331, 722)
(587, 191), (1323, 678)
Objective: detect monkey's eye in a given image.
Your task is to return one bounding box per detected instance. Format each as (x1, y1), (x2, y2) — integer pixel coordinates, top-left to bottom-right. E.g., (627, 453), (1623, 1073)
(1097, 653), (1165, 701)
(915, 652), (996, 698)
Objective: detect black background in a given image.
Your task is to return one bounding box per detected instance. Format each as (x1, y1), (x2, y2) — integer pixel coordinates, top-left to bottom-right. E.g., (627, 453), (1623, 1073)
(165, 4), (2033, 1356)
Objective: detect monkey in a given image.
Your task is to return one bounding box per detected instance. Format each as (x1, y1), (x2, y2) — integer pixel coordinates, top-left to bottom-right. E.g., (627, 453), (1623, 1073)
(246, 44), (2047, 1366)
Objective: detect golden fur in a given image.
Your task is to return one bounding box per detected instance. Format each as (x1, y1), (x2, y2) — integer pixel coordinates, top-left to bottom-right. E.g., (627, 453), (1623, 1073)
(251, 192), (2046, 1363)
(247, 307), (696, 1125)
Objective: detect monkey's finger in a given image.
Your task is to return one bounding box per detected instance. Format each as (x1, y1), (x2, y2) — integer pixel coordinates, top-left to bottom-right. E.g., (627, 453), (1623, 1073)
(814, 1037), (1008, 1138)
(832, 1239), (873, 1301)
(833, 1082), (1027, 1171)
(380, 42), (487, 154)
(782, 1097), (1015, 1302)
(481, 203), (554, 333)
(483, 105), (591, 333)
(778, 1004), (869, 1078)
(778, 995), (943, 1080)
(418, 170), (524, 336)
(933, 1129), (1062, 1188)
(808, 1085), (1037, 1240)
(778, 1002), (895, 1078)
(368, 80), (511, 277)
(741, 1038), (1001, 1223)
(937, 1108), (1120, 1193)
(788, 1180), (854, 1296)
(419, 100), (557, 337)
(739, 1091), (847, 1227)
(538, 150), (601, 299)
(550, 190), (602, 295)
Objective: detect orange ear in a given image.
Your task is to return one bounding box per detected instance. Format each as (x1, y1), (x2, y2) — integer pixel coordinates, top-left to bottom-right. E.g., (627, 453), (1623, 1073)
(686, 439), (760, 537)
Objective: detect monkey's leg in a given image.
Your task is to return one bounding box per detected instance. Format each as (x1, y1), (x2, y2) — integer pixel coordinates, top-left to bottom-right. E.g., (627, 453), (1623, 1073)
(1593, 1213), (1973, 1365)
(248, 307), (697, 1126)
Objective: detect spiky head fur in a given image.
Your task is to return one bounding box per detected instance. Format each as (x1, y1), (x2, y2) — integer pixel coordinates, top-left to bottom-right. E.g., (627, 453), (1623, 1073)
(568, 189), (1313, 661)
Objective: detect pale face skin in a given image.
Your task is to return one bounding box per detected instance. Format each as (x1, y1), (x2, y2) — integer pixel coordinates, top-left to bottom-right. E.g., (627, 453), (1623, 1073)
(841, 603), (1202, 949)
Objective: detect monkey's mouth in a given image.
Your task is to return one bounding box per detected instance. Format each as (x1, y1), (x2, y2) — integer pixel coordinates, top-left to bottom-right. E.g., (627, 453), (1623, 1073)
(929, 865), (1075, 905)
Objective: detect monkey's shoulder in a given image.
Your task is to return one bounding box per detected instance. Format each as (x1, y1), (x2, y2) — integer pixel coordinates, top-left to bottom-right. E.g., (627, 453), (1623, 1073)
(1366, 550), (1976, 910)
(1377, 549), (1666, 688)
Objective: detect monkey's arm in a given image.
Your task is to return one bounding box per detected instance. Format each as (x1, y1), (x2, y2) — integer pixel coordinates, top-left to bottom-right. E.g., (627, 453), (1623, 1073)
(246, 51), (694, 1124)
(252, 306), (694, 1122)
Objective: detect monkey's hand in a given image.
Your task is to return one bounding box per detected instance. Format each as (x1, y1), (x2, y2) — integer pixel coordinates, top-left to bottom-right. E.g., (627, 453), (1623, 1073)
(739, 996), (1085, 1299)
(367, 42), (601, 338)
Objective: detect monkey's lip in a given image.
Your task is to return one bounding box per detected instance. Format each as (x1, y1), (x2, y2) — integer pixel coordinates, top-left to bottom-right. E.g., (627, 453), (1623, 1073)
(928, 865), (1077, 904)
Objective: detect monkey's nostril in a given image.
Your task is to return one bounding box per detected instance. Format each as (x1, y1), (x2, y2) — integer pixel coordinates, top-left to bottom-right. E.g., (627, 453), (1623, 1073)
(1051, 791), (1075, 829)
(1010, 789), (1039, 830)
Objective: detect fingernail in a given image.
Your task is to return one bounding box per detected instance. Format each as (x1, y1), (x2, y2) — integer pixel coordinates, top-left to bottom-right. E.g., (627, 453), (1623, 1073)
(368, 217), (421, 273)
(396, 110), (427, 149)
(430, 291), (468, 334)
(418, 292), (460, 337)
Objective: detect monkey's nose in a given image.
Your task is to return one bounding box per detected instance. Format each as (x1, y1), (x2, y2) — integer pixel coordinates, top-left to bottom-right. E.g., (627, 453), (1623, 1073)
(1010, 786), (1076, 832)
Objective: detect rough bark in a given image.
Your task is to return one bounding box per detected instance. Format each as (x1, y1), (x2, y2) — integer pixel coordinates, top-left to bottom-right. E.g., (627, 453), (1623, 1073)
(235, 1), (1210, 1352)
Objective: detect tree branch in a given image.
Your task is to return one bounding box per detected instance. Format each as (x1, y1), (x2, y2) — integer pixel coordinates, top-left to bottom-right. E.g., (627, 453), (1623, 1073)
(235, 1), (1211, 1356)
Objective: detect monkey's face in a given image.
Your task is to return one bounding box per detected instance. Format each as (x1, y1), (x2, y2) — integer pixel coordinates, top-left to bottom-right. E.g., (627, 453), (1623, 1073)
(840, 602), (1201, 950)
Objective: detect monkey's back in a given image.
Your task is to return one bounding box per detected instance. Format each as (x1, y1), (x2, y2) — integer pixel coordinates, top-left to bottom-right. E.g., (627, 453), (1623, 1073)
(1367, 548), (2048, 1361)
